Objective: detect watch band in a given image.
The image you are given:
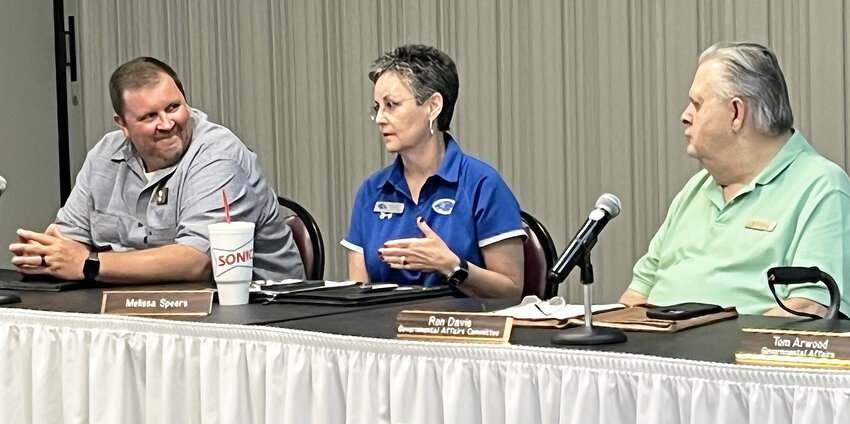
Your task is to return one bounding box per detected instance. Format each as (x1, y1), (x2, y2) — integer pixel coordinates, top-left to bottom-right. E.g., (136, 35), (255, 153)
(83, 250), (100, 281)
(447, 258), (469, 287)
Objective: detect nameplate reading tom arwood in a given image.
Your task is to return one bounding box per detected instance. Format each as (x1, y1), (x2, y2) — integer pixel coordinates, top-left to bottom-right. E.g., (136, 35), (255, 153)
(101, 290), (214, 316)
(736, 327), (850, 368)
(396, 310), (513, 343)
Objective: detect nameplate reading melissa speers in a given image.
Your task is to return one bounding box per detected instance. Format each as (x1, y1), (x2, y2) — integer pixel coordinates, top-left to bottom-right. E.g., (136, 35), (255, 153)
(396, 310), (513, 343)
(101, 290), (214, 316)
(736, 327), (850, 368)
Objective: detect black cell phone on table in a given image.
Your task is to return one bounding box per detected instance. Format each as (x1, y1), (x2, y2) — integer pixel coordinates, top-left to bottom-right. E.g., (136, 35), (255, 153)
(646, 302), (722, 320)
(0, 293), (21, 305)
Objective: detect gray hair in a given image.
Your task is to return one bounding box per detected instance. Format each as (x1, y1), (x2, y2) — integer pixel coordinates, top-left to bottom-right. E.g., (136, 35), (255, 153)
(699, 42), (793, 135)
(369, 44), (459, 132)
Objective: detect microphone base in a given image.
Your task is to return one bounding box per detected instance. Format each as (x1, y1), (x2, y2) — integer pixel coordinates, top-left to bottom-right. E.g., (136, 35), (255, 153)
(551, 325), (627, 345)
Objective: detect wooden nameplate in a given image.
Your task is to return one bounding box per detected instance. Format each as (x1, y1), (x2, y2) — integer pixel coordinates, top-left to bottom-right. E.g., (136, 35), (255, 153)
(396, 310), (513, 343)
(736, 327), (850, 368)
(101, 290), (214, 316)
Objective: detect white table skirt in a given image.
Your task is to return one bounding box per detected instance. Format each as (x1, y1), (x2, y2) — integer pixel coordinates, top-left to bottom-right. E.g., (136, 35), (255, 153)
(0, 308), (848, 424)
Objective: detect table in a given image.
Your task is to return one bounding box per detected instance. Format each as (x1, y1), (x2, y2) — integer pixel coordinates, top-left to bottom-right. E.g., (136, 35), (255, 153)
(0, 269), (442, 326)
(276, 297), (841, 363)
(0, 270), (848, 423)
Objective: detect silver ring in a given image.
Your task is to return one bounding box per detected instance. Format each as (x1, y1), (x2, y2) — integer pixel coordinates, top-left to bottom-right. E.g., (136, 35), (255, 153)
(400, 256), (406, 266)
(40, 255), (47, 267)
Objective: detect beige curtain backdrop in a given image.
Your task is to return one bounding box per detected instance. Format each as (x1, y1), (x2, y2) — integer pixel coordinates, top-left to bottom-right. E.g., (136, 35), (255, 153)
(73, 0), (850, 303)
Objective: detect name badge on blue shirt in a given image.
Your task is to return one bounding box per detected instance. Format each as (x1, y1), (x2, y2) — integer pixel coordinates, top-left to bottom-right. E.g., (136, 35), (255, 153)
(374, 201), (404, 219)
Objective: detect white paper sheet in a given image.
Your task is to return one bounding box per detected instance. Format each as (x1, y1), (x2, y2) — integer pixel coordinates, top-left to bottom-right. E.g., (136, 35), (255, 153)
(490, 295), (623, 320)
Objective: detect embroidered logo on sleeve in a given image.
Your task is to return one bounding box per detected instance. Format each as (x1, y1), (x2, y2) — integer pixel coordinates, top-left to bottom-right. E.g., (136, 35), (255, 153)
(432, 198), (455, 215)
(374, 201), (404, 219)
(745, 219), (777, 232)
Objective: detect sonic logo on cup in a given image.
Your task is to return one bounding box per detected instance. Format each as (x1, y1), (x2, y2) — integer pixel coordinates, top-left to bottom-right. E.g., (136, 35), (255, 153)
(211, 239), (254, 279)
(217, 249), (253, 267)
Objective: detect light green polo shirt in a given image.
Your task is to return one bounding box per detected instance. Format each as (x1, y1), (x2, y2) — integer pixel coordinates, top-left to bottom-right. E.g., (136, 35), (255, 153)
(630, 131), (850, 315)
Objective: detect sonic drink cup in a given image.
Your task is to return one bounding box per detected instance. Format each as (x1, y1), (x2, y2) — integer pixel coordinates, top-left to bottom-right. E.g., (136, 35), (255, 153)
(208, 221), (255, 305)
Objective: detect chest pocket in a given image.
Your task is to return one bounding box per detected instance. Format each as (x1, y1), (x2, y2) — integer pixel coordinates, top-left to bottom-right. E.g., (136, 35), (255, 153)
(146, 199), (177, 247)
(89, 211), (124, 249)
(147, 208), (179, 247)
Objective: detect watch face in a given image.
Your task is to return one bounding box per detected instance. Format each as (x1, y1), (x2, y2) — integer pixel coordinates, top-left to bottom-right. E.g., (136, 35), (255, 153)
(449, 267), (469, 286)
(83, 252), (100, 280)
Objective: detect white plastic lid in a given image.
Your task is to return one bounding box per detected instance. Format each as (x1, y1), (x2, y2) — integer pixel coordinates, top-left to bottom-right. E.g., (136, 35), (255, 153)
(208, 221), (255, 235)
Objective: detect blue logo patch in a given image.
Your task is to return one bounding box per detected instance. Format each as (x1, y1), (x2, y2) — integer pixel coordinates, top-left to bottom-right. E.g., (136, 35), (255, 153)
(432, 198), (455, 215)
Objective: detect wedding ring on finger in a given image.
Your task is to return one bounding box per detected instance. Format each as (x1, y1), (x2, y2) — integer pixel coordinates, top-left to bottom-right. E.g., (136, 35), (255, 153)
(400, 256), (407, 266)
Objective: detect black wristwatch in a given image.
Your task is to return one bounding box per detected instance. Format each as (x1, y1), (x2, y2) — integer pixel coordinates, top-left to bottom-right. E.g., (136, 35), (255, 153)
(447, 258), (469, 287)
(83, 250), (100, 281)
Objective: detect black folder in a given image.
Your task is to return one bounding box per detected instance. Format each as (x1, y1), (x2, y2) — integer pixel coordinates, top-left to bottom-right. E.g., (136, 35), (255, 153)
(253, 282), (452, 306)
(0, 271), (83, 292)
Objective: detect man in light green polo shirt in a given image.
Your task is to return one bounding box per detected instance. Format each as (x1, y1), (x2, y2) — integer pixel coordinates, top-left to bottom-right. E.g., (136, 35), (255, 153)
(620, 42), (850, 316)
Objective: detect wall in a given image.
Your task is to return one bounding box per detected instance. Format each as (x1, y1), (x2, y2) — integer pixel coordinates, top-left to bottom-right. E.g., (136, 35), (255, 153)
(0, 0), (61, 269)
(72, 0), (850, 302)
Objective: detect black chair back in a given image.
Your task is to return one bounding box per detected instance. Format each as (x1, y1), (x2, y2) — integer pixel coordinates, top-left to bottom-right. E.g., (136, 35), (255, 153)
(520, 210), (558, 299)
(278, 196), (325, 280)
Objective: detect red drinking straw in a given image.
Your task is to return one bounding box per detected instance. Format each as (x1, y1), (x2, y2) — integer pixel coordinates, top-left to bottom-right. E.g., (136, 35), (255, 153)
(221, 189), (231, 223)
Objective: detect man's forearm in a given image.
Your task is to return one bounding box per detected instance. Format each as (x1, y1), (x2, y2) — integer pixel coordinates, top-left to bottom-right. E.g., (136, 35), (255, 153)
(97, 244), (211, 284)
(764, 297), (829, 317)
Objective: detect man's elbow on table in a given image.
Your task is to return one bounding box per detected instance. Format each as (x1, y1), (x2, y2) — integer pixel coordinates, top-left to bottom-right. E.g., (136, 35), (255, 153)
(619, 288), (647, 306)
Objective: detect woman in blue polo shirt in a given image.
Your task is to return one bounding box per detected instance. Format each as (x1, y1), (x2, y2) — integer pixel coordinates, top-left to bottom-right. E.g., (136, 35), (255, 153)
(341, 44), (526, 299)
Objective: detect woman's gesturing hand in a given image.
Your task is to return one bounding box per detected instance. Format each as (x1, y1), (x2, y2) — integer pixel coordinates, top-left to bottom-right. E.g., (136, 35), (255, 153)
(378, 216), (459, 276)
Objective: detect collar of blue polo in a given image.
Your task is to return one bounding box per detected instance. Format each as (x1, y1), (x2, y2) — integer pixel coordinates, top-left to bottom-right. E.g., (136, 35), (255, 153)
(377, 133), (463, 193)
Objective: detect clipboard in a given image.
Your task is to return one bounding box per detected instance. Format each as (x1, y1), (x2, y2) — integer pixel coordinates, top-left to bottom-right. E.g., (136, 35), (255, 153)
(568, 304), (738, 332)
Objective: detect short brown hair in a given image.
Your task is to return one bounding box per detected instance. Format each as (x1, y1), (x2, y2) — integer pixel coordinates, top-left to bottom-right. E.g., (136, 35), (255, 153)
(369, 44), (459, 132)
(109, 57), (186, 118)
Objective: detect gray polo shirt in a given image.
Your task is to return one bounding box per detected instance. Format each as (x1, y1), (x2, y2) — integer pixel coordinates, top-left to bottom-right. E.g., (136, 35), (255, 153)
(56, 108), (304, 280)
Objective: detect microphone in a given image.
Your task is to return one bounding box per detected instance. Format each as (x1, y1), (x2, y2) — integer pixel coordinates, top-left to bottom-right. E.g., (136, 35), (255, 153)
(549, 193), (621, 284)
(0, 175), (6, 199)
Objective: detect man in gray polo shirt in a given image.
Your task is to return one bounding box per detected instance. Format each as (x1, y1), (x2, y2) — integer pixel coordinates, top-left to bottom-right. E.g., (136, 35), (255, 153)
(9, 57), (304, 283)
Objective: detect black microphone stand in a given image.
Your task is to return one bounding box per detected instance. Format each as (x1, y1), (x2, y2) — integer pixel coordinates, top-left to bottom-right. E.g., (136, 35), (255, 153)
(550, 245), (626, 345)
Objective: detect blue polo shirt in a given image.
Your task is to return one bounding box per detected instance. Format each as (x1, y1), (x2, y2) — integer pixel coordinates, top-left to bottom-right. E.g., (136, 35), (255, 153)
(342, 135), (526, 286)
